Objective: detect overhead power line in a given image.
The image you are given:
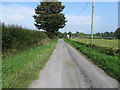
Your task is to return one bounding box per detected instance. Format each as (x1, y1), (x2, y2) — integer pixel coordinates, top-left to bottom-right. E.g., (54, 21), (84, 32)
(78, 2), (89, 16)
(71, 2), (90, 24)
(65, 2), (90, 33)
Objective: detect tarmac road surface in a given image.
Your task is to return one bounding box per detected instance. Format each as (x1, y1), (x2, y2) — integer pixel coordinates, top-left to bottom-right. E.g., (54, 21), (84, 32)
(29, 39), (118, 88)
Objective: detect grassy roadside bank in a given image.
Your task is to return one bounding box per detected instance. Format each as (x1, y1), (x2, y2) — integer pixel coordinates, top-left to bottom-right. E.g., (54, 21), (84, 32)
(64, 39), (120, 82)
(2, 39), (58, 88)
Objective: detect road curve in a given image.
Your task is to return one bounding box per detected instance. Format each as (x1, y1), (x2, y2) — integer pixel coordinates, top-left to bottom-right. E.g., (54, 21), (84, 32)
(29, 39), (118, 88)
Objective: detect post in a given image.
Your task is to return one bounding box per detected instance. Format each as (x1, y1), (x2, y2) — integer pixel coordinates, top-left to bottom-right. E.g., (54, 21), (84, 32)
(91, 0), (94, 48)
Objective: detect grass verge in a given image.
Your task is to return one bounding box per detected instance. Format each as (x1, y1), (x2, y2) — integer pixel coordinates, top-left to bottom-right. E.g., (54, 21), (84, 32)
(64, 39), (120, 82)
(2, 39), (58, 88)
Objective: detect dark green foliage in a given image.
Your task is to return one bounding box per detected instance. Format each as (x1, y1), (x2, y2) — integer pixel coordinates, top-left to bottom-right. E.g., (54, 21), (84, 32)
(33, 2), (66, 37)
(63, 32), (67, 38)
(2, 23), (49, 55)
(57, 32), (64, 38)
(68, 31), (72, 38)
(64, 39), (120, 81)
(94, 31), (116, 39)
(114, 28), (120, 39)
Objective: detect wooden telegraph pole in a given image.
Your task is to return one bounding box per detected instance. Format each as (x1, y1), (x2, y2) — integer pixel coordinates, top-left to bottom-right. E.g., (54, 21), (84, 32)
(91, 0), (94, 48)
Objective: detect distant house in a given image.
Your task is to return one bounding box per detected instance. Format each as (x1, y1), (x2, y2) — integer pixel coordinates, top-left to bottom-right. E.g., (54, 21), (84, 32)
(67, 35), (70, 38)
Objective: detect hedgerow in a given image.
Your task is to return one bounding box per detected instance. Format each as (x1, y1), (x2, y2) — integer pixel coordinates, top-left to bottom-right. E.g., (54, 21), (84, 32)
(2, 23), (49, 56)
(64, 39), (120, 81)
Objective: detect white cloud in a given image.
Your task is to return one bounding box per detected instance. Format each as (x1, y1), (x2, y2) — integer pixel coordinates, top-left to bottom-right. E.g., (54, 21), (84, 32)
(1, 3), (116, 34)
(60, 14), (100, 33)
(1, 4), (36, 30)
(0, 4), (101, 33)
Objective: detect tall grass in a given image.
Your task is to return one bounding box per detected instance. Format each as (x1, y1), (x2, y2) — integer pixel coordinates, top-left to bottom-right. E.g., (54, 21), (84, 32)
(2, 40), (57, 88)
(2, 23), (58, 88)
(64, 39), (120, 81)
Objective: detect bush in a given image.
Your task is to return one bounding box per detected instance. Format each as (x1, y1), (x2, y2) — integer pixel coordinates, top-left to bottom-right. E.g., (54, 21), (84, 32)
(2, 23), (49, 55)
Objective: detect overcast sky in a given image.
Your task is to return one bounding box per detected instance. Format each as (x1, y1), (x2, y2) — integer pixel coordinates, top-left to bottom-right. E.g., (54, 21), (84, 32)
(1, 1), (118, 34)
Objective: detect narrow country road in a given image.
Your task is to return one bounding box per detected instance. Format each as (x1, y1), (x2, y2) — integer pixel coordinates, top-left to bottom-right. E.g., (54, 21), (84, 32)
(29, 39), (118, 88)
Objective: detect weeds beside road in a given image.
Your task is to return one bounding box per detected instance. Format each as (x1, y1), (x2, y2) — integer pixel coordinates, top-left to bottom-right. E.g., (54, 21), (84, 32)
(64, 39), (120, 82)
(2, 40), (57, 88)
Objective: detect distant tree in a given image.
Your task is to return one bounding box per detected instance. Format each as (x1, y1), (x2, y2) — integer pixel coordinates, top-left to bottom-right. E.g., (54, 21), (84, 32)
(104, 31), (109, 37)
(63, 32), (67, 38)
(76, 31), (79, 34)
(33, 1), (67, 38)
(110, 32), (115, 37)
(114, 28), (120, 39)
(75, 31), (84, 38)
(75, 31), (79, 37)
(68, 31), (72, 38)
(96, 32), (101, 36)
(57, 32), (64, 38)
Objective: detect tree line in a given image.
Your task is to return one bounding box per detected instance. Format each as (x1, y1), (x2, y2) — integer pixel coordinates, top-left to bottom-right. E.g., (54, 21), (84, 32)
(94, 29), (120, 39)
(64, 28), (120, 39)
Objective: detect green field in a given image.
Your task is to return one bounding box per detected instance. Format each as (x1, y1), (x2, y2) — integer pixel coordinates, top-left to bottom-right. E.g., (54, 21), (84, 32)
(73, 38), (119, 49)
(2, 39), (57, 88)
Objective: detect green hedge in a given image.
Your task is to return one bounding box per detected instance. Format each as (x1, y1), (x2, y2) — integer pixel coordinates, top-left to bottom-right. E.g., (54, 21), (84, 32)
(2, 23), (49, 55)
(64, 39), (120, 81)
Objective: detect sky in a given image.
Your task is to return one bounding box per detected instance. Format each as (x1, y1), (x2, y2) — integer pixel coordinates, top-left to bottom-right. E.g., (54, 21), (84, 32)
(0, 1), (118, 34)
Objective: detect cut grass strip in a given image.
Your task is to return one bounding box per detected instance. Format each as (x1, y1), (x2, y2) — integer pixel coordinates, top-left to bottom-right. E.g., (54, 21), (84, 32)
(2, 39), (58, 88)
(64, 39), (120, 82)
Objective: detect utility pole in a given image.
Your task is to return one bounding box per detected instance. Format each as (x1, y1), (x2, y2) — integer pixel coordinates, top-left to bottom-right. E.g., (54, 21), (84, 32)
(91, 0), (94, 48)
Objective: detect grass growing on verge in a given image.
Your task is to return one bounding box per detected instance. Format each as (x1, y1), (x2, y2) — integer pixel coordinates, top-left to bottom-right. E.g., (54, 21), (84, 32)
(64, 39), (120, 82)
(2, 39), (58, 88)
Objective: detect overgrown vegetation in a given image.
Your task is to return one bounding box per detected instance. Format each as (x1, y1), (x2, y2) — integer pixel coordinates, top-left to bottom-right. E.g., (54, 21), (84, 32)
(2, 40), (57, 88)
(64, 39), (120, 81)
(2, 23), (49, 57)
(2, 23), (58, 88)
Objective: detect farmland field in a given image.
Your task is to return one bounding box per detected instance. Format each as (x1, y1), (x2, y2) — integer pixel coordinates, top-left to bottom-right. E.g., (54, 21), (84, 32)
(73, 38), (119, 48)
